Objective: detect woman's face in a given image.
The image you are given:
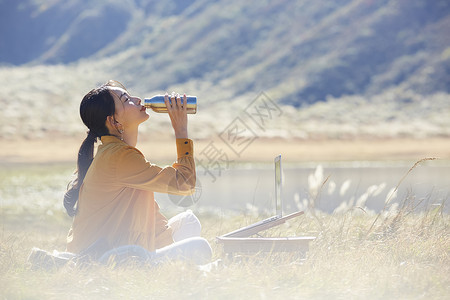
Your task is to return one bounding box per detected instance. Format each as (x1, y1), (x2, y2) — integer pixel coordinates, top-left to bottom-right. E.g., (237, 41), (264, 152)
(108, 86), (149, 128)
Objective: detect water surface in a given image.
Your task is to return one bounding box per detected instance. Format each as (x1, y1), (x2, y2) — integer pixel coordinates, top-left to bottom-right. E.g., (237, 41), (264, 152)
(158, 160), (450, 214)
(1, 161), (448, 215)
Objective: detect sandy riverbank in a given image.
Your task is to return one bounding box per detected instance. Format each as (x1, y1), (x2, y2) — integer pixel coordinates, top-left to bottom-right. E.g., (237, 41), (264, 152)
(1, 137), (449, 165)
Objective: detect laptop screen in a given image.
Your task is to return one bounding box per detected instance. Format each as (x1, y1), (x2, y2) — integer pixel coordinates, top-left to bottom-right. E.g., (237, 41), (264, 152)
(274, 154), (282, 217)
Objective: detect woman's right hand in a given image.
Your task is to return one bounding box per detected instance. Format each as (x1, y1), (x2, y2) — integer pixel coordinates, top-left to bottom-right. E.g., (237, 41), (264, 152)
(165, 92), (188, 139)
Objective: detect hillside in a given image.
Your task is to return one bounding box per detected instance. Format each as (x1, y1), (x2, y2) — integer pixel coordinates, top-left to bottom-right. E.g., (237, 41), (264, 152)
(0, 0), (449, 140)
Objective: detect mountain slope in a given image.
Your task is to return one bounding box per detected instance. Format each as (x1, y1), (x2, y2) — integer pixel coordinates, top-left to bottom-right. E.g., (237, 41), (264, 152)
(1, 0), (449, 105)
(0, 0), (449, 140)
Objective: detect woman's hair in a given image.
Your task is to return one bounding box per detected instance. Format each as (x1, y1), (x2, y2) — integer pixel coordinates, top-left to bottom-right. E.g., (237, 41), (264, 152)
(63, 80), (126, 217)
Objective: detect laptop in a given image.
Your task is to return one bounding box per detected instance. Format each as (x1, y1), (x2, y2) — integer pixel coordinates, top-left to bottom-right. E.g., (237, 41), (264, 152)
(222, 154), (303, 238)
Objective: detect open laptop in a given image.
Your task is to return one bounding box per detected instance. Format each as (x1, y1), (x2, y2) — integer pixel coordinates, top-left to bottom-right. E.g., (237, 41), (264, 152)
(222, 154), (303, 238)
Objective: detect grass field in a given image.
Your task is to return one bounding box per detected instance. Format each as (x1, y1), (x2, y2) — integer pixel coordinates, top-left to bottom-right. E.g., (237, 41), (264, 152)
(0, 162), (449, 299)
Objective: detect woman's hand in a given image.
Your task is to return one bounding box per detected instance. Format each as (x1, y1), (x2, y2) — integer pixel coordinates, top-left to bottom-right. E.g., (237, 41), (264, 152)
(165, 92), (188, 139)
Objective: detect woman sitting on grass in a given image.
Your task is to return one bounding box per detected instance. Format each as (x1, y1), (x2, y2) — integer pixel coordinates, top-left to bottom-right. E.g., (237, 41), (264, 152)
(62, 80), (211, 266)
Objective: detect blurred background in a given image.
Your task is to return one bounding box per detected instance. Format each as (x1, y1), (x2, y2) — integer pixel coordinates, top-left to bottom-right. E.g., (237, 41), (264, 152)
(0, 0), (449, 143)
(0, 0), (449, 214)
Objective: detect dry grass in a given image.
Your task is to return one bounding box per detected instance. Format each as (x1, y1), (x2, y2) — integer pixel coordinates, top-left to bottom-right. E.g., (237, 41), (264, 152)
(1, 205), (448, 299)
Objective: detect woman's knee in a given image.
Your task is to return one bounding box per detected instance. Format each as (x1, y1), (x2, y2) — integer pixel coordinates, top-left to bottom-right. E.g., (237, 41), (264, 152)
(171, 210), (202, 241)
(184, 210), (202, 232)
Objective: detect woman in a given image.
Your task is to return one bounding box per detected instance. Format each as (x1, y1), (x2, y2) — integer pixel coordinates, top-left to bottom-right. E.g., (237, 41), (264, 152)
(63, 80), (211, 265)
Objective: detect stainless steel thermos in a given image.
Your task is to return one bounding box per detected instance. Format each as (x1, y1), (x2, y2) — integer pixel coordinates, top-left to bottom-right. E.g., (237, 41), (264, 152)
(144, 95), (197, 114)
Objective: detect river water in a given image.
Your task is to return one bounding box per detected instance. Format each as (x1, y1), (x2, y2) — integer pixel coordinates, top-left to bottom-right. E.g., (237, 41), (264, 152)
(0, 161), (448, 215)
(157, 160), (450, 214)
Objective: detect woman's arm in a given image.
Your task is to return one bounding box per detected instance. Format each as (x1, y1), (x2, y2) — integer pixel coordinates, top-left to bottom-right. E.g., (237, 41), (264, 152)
(116, 141), (196, 195)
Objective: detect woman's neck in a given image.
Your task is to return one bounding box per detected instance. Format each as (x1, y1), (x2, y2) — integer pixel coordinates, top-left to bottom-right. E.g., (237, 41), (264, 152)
(122, 127), (139, 147)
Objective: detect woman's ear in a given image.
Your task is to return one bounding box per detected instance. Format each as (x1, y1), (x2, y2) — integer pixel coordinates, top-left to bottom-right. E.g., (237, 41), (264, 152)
(106, 115), (114, 127)
(105, 115), (116, 133)
(106, 115), (124, 134)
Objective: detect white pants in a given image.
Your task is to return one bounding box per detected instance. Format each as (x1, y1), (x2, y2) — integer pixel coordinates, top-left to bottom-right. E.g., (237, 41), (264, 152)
(99, 210), (212, 265)
(168, 209), (202, 242)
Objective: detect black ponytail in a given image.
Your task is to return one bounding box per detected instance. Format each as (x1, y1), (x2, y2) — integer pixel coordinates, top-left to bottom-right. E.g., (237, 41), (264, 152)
(64, 133), (97, 216)
(63, 81), (121, 216)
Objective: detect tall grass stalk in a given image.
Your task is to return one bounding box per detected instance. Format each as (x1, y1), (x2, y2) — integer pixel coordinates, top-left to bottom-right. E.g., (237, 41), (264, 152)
(366, 157), (437, 236)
